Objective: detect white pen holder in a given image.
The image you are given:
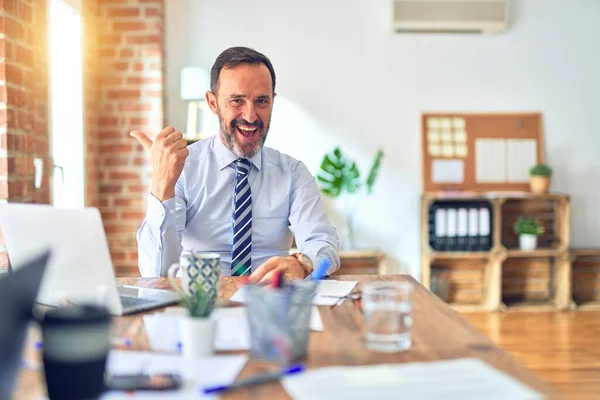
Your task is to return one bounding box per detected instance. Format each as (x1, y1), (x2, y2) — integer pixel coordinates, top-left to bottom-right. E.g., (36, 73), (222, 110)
(179, 315), (216, 359)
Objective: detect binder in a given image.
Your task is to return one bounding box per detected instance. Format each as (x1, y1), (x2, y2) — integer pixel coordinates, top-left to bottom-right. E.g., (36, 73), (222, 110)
(446, 208), (458, 252)
(468, 208), (479, 251)
(478, 207), (491, 250)
(457, 208), (468, 251)
(434, 208), (447, 250)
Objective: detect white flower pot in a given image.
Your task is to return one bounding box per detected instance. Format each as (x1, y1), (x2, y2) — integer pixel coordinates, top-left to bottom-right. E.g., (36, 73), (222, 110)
(519, 234), (537, 251)
(179, 315), (215, 359)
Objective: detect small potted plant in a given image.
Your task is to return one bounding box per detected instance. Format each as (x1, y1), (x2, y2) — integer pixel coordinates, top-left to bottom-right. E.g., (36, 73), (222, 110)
(529, 163), (552, 194)
(513, 216), (544, 251)
(178, 280), (216, 358)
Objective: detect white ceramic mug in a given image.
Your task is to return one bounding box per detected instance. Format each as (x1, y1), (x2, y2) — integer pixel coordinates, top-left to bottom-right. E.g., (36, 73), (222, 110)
(167, 252), (221, 303)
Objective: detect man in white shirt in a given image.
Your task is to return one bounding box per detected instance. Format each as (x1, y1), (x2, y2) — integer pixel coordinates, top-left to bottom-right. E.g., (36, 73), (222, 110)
(131, 46), (340, 283)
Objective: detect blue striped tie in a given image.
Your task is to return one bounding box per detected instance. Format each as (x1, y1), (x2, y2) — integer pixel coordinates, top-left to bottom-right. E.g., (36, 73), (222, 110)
(231, 158), (252, 276)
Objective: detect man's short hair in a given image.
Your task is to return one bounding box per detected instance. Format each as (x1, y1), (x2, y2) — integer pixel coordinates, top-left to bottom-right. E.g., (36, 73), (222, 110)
(210, 46), (276, 94)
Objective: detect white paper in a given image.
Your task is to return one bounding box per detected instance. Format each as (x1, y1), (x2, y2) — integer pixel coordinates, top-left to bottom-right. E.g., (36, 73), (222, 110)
(101, 350), (247, 400)
(476, 139), (507, 182)
(143, 307), (324, 353)
(431, 159), (464, 183)
(507, 139), (537, 182)
(230, 280), (359, 306)
(282, 358), (543, 400)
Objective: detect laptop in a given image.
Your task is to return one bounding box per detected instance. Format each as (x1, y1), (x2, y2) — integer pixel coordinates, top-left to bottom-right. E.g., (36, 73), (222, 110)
(0, 204), (179, 315)
(0, 250), (50, 399)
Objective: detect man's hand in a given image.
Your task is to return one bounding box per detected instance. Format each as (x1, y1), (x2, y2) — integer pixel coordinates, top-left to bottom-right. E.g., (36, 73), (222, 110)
(249, 256), (306, 285)
(130, 127), (189, 201)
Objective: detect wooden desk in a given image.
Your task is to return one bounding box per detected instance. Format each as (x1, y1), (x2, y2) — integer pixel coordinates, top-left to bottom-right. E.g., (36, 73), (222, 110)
(336, 249), (387, 275)
(15, 275), (558, 399)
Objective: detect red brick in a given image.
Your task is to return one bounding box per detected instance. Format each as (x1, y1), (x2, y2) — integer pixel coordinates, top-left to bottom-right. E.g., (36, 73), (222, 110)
(20, 3), (33, 24)
(99, 130), (126, 139)
(118, 103), (151, 112)
(99, 116), (118, 126)
(113, 62), (129, 72)
(145, 7), (160, 17)
(99, 48), (115, 58)
(127, 76), (161, 85)
(107, 89), (140, 99)
(99, 144), (132, 153)
(133, 157), (146, 166)
(122, 211), (145, 220)
(4, 0), (18, 17)
(126, 34), (161, 45)
(114, 198), (131, 207)
(128, 184), (147, 193)
(145, 90), (162, 99)
(106, 7), (140, 18)
(5, 18), (24, 41)
(5, 64), (22, 86)
(99, 34), (121, 45)
(103, 157), (129, 166)
(113, 21), (146, 32)
(16, 45), (33, 65)
(100, 184), (122, 194)
(101, 211), (118, 220)
(109, 171), (139, 180)
(119, 48), (134, 58)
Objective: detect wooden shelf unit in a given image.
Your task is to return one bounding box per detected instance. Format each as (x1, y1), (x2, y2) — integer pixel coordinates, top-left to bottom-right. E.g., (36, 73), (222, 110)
(421, 192), (572, 312)
(571, 249), (600, 310)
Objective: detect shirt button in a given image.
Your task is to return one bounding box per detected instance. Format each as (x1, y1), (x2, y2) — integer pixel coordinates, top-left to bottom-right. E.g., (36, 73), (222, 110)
(169, 209), (175, 215)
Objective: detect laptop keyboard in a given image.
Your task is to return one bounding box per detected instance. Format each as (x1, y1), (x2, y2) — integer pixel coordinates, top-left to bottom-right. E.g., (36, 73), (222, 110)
(120, 296), (155, 309)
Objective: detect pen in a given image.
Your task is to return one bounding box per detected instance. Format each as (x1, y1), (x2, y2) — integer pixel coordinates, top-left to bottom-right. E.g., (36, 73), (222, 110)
(311, 259), (330, 281)
(201, 363), (305, 395)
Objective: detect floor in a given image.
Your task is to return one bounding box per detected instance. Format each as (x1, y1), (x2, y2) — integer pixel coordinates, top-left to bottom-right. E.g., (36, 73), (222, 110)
(462, 311), (600, 400)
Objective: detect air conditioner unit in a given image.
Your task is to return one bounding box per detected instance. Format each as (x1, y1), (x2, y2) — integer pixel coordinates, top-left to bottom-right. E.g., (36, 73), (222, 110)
(392, 0), (509, 34)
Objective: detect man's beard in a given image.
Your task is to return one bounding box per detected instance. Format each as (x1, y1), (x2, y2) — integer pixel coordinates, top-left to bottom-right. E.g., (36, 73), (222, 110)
(218, 113), (270, 159)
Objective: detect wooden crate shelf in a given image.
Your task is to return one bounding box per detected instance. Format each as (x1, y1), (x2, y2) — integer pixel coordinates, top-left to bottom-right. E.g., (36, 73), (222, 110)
(422, 192), (572, 312)
(572, 249), (600, 310)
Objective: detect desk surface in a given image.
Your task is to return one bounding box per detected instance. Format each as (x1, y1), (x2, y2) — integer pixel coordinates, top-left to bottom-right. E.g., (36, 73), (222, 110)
(15, 275), (557, 399)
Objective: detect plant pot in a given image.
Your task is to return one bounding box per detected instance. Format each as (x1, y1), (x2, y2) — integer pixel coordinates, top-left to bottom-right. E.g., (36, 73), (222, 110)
(179, 315), (215, 358)
(529, 176), (550, 194)
(519, 234), (538, 251)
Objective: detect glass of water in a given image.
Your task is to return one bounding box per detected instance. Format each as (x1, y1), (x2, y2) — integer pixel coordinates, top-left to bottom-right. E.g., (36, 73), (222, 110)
(362, 281), (413, 353)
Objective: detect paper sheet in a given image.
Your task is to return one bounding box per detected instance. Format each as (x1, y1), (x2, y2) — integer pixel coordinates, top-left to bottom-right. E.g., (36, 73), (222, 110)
(229, 280), (358, 306)
(475, 139), (507, 182)
(101, 350), (247, 400)
(143, 306), (324, 353)
(432, 159), (464, 183)
(282, 358), (544, 400)
(507, 139), (537, 182)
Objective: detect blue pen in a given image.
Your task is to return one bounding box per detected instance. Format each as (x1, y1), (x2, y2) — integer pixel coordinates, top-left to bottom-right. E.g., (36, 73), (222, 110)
(311, 259), (331, 281)
(201, 363), (305, 395)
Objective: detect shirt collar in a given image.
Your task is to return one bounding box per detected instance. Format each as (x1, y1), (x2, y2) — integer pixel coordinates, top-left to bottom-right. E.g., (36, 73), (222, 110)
(213, 134), (262, 171)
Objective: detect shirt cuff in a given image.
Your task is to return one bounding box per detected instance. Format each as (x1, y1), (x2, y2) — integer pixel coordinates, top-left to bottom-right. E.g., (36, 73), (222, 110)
(145, 192), (177, 230)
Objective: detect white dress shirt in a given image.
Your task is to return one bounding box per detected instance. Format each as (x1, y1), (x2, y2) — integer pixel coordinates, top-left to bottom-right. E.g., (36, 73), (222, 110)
(136, 135), (340, 277)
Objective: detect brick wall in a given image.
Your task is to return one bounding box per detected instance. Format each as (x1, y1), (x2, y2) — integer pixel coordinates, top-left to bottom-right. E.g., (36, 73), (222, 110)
(0, 0), (164, 276)
(0, 0), (50, 272)
(86, 0), (164, 276)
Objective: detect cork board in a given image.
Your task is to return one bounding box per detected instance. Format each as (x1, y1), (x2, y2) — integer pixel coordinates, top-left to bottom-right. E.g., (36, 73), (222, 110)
(421, 113), (544, 193)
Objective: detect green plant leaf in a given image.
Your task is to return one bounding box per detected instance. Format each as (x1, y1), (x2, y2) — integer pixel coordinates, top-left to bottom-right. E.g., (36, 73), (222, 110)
(513, 216), (545, 236)
(179, 280), (215, 318)
(366, 150), (384, 194)
(316, 147), (360, 198)
(529, 163), (552, 177)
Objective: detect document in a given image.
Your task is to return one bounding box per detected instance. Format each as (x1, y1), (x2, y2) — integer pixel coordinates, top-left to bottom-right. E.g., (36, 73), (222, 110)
(229, 280), (358, 306)
(281, 358), (544, 400)
(102, 350), (247, 399)
(143, 306), (324, 353)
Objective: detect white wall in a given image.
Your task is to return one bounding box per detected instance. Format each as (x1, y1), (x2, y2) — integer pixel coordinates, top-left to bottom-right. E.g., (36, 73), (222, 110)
(165, 0), (600, 278)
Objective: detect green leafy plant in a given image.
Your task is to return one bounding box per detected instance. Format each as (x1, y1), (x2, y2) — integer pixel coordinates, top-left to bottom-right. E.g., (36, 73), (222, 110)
(513, 216), (545, 236)
(316, 147), (384, 198)
(529, 163), (552, 177)
(179, 280), (215, 318)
